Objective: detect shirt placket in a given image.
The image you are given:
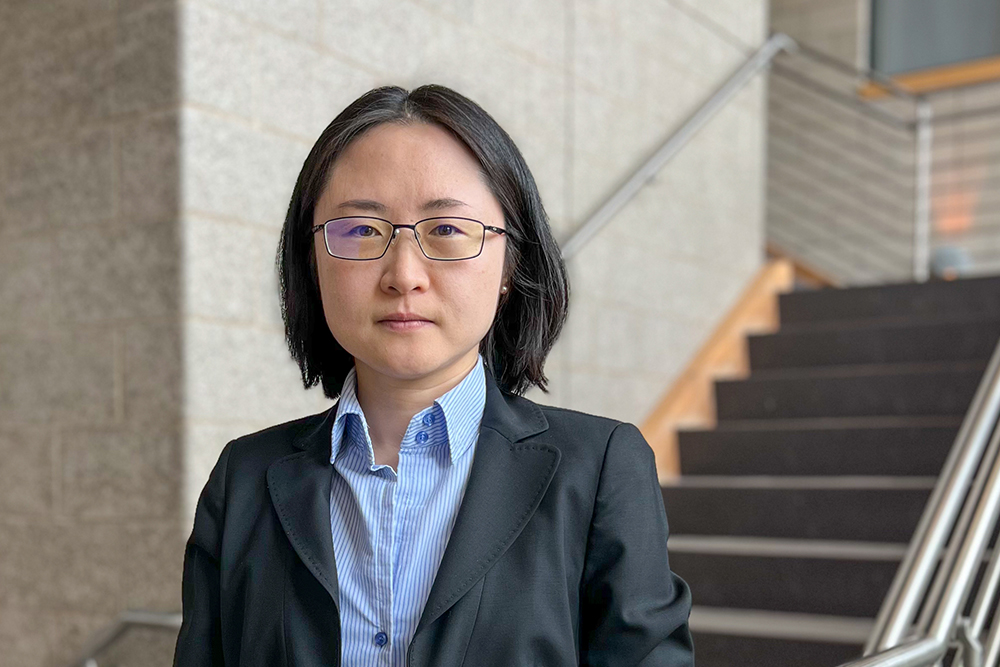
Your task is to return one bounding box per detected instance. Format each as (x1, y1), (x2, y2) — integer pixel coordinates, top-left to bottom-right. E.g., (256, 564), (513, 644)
(375, 471), (396, 665)
(391, 444), (417, 665)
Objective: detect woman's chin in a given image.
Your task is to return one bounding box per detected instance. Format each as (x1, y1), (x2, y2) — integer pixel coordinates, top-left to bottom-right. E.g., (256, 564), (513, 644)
(358, 352), (446, 381)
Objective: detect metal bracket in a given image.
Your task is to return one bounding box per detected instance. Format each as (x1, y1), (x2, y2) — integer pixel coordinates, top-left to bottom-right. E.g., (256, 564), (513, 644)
(956, 618), (983, 667)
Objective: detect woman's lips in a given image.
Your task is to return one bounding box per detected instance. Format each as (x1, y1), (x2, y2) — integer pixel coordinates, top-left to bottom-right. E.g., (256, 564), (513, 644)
(379, 319), (432, 331)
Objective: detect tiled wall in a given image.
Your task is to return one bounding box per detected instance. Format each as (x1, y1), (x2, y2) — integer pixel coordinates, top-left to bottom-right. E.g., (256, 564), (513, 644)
(0, 0), (767, 663)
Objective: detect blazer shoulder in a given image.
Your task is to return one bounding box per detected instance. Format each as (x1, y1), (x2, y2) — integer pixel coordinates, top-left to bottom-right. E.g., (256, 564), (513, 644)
(524, 401), (652, 483)
(531, 400), (627, 448)
(226, 406), (335, 470)
(537, 402), (622, 430)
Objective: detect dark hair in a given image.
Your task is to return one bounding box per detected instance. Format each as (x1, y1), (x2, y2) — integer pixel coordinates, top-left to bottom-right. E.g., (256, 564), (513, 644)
(276, 84), (570, 398)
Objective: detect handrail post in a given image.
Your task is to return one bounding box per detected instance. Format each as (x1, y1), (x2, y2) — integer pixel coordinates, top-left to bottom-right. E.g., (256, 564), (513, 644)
(913, 97), (933, 282)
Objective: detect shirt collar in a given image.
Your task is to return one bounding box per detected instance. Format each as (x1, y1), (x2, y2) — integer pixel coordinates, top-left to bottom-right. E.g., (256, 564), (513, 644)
(330, 353), (487, 468)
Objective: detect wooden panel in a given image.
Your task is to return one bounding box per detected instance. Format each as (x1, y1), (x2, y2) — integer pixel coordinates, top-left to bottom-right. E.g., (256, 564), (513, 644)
(859, 54), (1000, 98)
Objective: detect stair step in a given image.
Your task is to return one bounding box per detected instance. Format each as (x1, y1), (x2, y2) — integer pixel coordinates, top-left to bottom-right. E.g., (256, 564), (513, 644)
(670, 546), (899, 617)
(691, 607), (866, 667)
(715, 361), (984, 420)
(748, 317), (1000, 370)
(678, 423), (957, 476)
(779, 275), (1000, 325)
(692, 633), (862, 667)
(661, 482), (931, 541)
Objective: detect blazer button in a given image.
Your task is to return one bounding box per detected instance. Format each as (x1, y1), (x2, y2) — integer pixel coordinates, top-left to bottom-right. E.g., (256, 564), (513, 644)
(374, 631), (388, 647)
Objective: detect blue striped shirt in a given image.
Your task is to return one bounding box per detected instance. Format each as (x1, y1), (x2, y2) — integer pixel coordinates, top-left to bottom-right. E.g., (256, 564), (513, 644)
(328, 353), (487, 666)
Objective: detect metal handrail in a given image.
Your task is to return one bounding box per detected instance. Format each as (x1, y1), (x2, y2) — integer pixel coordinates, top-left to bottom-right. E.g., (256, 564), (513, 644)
(559, 33), (798, 260)
(836, 336), (1000, 667)
(64, 610), (181, 667)
(558, 31), (926, 266)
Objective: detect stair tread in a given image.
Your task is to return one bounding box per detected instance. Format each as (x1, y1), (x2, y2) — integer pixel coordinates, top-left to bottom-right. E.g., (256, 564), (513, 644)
(700, 415), (964, 431)
(676, 552), (896, 616)
(778, 275), (1000, 325)
(677, 423), (956, 476)
(772, 312), (1000, 334)
(662, 485), (929, 541)
(739, 358), (987, 381)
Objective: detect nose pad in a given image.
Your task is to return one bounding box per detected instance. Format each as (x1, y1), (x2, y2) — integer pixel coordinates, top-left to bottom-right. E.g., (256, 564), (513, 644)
(388, 227), (422, 253)
(390, 227), (417, 242)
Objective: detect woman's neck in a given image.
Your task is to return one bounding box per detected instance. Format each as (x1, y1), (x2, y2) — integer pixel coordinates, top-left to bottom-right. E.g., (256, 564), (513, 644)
(352, 350), (480, 468)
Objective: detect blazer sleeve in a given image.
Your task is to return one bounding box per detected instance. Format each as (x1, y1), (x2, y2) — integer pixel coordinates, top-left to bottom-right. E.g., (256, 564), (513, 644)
(173, 439), (235, 667)
(579, 422), (694, 666)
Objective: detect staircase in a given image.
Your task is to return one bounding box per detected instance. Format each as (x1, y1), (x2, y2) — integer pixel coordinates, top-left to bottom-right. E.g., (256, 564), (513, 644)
(662, 275), (1000, 666)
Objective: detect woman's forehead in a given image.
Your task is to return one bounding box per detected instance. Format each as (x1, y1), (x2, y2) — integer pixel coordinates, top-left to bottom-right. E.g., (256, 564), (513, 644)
(337, 122), (479, 175)
(318, 123), (500, 216)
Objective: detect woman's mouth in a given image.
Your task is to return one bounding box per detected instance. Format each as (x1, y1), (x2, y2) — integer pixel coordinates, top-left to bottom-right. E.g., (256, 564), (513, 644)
(379, 319), (432, 331)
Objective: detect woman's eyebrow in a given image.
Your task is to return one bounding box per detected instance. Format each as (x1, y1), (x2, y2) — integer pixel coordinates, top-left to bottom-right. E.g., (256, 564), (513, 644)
(422, 197), (469, 211)
(337, 199), (387, 213)
(335, 198), (470, 213)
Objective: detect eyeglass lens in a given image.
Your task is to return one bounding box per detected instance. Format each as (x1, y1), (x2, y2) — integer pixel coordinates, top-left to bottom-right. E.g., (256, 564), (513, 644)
(323, 218), (485, 260)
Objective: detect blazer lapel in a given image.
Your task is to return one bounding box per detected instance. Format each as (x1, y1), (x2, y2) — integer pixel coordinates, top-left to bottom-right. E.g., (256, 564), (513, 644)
(414, 366), (558, 635)
(267, 403), (342, 612)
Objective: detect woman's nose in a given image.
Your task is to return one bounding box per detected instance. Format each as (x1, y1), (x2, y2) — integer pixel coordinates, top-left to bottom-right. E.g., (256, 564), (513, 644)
(380, 228), (430, 293)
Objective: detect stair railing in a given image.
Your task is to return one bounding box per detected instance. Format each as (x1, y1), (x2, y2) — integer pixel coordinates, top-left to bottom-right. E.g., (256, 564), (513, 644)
(558, 33), (953, 285)
(63, 610), (181, 667)
(837, 335), (1000, 667)
(559, 32), (799, 260)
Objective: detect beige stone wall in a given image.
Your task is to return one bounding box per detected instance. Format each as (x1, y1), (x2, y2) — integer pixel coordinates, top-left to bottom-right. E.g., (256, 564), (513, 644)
(0, 0), (767, 663)
(541, 0), (768, 421)
(0, 1), (183, 665)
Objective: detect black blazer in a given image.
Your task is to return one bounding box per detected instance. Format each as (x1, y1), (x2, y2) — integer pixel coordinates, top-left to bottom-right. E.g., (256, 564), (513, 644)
(173, 366), (694, 666)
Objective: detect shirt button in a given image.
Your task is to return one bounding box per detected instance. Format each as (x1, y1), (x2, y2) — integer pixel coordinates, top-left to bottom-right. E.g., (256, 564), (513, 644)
(374, 631), (388, 646)
(422, 413), (435, 426)
(416, 431), (429, 444)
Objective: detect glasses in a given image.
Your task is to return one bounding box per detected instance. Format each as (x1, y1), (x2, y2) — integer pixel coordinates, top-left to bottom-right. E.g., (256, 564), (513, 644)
(311, 216), (507, 261)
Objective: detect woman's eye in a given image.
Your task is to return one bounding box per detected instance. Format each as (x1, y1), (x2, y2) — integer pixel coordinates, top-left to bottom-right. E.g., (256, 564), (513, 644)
(349, 225), (378, 237)
(430, 224), (459, 236)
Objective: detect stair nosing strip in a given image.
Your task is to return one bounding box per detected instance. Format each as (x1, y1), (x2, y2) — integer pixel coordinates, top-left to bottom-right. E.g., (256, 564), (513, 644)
(689, 606), (872, 644)
(705, 415), (964, 431)
(662, 475), (938, 490)
(668, 535), (907, 561)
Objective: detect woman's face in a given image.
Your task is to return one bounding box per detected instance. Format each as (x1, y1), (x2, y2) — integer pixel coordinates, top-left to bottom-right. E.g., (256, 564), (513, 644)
(313, 121), (508, 385)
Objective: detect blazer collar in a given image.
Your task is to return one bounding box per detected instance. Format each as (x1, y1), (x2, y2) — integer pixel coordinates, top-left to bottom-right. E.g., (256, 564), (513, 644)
(266, 364), (557, 629)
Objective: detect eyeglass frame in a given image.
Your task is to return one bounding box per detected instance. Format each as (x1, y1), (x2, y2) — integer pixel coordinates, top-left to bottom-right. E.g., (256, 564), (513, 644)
(311, 215), (508, 261)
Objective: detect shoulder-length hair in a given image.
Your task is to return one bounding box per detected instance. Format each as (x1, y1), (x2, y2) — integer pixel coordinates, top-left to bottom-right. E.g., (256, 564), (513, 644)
(276, 84), (570, 398)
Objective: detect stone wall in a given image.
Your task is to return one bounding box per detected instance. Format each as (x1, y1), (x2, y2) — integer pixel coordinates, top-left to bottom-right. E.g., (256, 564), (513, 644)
(0, 1), (183, 665)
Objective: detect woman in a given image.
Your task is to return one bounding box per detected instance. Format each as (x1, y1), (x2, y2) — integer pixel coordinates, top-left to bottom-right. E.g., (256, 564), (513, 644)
(174, 84), (693, 666)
